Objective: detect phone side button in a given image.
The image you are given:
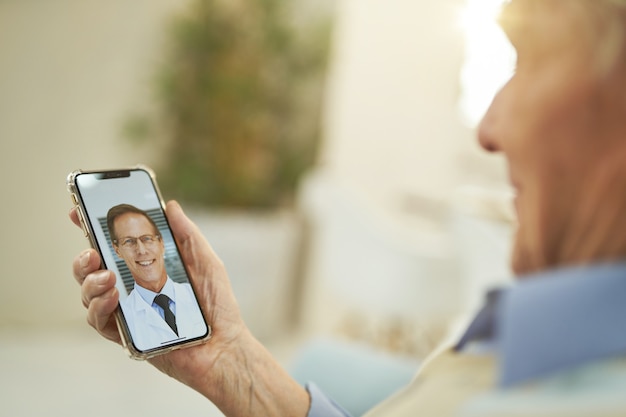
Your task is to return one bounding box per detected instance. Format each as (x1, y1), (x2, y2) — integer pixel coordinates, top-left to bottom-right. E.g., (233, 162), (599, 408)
(76, 207), (89, 237)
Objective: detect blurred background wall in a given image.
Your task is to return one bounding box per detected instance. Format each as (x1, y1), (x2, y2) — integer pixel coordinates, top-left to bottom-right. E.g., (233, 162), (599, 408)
(0, 0), (513, 414)
(299, 0), (513, 357)
(0, 0), (511, 328)
(0, 0), (184, 328)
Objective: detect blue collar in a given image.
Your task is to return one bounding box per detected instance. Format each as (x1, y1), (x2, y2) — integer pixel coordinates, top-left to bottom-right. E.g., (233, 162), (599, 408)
(456, 262), (626, 387)
(133, 277), (176, 307)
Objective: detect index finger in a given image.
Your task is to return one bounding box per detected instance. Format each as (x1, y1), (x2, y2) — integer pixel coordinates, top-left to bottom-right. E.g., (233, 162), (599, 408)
(69, 206), (81, 228)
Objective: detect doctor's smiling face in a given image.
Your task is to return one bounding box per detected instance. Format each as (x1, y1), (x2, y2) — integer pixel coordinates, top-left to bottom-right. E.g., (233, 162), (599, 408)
(111, 209), (167, 293)
(478, 0), (626, 275)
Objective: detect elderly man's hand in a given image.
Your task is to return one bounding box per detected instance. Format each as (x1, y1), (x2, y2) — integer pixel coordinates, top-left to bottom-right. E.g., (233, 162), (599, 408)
(71, 243), (121, 344)
(69, 200), (310, 417)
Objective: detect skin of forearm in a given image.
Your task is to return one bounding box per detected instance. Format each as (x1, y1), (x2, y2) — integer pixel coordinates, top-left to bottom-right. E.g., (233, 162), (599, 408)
(167, 329), (311, 417)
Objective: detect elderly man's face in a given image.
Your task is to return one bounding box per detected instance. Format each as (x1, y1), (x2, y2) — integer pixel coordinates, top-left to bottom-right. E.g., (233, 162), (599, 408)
(478, 1), (626, 275)
(113, 212), (167, 292)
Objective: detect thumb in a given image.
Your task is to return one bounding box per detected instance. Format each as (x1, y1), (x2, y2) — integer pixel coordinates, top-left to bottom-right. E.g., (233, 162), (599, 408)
(165, 200), (197, 243)
(165, 200), (224, 278)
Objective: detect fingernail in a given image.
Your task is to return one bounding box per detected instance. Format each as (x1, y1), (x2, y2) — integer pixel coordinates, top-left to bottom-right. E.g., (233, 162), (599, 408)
(80, 251), (91, 269)
(171, 200), (183, 212)
(103, 287), (118, 299)
(93, 271), (110, 284)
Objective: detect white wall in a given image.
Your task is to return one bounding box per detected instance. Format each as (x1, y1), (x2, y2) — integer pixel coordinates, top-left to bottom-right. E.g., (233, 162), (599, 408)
(321, 0), (483, 208)
(298, 0), (512, 353)
(0, 0), (184, 327)
(0, 0), (510, 332)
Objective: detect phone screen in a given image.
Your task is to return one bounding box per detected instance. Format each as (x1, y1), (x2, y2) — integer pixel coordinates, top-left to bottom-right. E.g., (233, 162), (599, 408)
(73, 168), (209, 355)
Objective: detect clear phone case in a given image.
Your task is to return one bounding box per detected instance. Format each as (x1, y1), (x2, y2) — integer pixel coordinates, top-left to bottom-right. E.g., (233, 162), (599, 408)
(67, 165), (211, 360)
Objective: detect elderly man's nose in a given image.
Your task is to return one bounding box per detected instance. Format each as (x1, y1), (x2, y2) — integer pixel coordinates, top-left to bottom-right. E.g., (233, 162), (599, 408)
(478, 128), (498, 152)
(477, 106), (502, 153)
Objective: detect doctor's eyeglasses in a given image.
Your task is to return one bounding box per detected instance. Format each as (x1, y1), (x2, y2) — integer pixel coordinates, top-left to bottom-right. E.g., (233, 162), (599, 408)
(114, 234), (161, 250)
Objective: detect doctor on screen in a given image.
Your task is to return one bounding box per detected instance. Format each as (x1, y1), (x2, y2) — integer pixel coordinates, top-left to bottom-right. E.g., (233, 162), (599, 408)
(107, 204), (206, 351)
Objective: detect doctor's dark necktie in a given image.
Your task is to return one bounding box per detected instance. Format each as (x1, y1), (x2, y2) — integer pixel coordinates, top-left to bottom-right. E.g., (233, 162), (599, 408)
(153, 294), (178, 336)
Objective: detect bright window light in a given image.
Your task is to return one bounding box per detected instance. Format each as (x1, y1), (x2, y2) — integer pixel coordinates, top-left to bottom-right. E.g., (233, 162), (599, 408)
(458, 0), (516, 127)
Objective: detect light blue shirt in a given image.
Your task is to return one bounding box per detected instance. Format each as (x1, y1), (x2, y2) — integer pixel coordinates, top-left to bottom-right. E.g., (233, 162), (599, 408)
(133, 277), (177, 320)
(306, 383), (352, 417)
(495, 261), (626, 386)
(306, 261), (626, 417)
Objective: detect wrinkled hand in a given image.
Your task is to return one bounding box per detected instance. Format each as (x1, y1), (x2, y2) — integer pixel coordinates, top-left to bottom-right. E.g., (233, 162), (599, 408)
(70, 200), (309, 416)
(71, 201), (246, 387)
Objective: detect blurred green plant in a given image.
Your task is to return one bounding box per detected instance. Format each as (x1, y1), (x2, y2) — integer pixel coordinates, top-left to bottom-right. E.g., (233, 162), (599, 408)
(124, 0), (332, 208)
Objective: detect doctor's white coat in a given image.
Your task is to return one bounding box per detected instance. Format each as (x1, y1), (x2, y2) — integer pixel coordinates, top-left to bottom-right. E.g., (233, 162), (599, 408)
(121, 280), (208, 352)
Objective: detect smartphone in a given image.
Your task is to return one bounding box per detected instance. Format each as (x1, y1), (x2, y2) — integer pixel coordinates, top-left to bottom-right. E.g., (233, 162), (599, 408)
(67, 165), (211, 360)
